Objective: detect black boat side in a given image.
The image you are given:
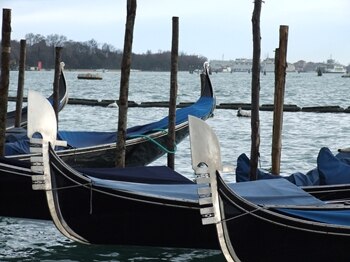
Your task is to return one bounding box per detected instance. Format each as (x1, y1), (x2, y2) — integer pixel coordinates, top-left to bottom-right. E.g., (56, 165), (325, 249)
(210, 171), (350, 261)
(0, 64), (215, 221)
(188, 116), (350, 261)
(45, 144), (220, 249)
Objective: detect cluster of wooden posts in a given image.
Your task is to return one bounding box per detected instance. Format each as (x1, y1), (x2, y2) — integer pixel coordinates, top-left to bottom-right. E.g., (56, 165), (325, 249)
(0, 1), (179, 170)
(0, 0), (308, 180)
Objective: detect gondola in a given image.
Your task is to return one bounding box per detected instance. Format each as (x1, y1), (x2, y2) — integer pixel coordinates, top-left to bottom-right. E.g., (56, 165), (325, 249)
(5, 62), (215, 168)
(0, 64), (215, 222)
(24, 96), (350, 252)
(5, 62), (68, 131)
(24, 90), (220, 248)
(190, 116), (350, 261)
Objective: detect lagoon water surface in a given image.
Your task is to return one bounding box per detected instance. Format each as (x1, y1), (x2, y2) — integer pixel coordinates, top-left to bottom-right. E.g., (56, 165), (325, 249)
(2, 70), (350, 261)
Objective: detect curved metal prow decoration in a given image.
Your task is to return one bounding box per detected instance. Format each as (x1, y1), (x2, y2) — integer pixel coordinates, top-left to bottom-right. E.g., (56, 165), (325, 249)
(188, 115), (222, 174)
(188, 116), (238, 262)
(28, 90), (59, 145)
(28, 90), (67, 189)
(203, 61), (210, 73)
(27, 90), (88, 244)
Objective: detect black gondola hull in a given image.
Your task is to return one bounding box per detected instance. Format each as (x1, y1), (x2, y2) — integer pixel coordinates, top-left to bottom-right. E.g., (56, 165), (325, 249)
(216, 173), (350, 261)
(48, 147), (220, 249)
(0, 68), (215, 221)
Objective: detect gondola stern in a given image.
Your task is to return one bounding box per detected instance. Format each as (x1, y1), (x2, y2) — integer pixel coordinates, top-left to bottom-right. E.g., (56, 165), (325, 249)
(200, 62), (214, 98)
(59, 61), (69, 111)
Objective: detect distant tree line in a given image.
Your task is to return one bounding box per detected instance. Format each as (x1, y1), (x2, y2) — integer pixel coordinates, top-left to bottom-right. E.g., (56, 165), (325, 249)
(3, 33), (207, 71)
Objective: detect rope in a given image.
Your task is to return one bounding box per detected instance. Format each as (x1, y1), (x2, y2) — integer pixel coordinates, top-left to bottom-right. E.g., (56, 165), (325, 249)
(47, 182), (94, 214)
(48, 182), (92, 191)
(128, 129), (177, 154)
(218, 207), (262, 224)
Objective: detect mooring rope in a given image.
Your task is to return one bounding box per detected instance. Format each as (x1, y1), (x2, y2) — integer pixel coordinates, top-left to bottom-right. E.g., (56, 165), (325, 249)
(49, 182), (92, 191)
(47, 182), (94, 214)
(128, 128), (177, 154)
(218, 207), (262, 224)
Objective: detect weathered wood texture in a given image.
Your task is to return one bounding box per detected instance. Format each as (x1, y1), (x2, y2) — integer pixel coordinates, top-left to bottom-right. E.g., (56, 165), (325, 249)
(0, 9), (11, 156)
(167, 16), (179, 170)
(271, 26), (289, 175)
(15, 39), (26, 127)
(115, 0), (137, 167)
(250, 0), (262, 180)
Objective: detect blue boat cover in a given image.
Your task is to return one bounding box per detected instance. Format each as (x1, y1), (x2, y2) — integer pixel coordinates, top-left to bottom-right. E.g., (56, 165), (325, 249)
(229, 178), (324, 206)
(276, 208), (350, 226)
(77, 165), (194, 184)
(88, 172), (323, 206)
(90, 175), (201, 202)
(89, 169), (350, 226)
(5, 96), (214, 155)
(318, 147), (350, 185)
(235, 147), (350, 186)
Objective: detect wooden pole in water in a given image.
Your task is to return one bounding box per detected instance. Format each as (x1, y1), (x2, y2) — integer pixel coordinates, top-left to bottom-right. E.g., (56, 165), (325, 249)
(15, 39), (26, 128)
(271, 25), (289, 175)
(115, 0), (136, 168)
(249, 0), (262, 181)
(0, 8), (11, 156)
(53, 46), (62, 126)
(167, 16), (179, 170)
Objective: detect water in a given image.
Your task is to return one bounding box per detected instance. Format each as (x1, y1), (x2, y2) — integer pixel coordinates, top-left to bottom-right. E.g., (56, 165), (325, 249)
(2, 70), (350, 260)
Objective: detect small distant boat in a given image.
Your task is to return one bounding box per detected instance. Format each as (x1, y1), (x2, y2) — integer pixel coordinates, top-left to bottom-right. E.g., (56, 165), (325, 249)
(222, 66), (232, 73)
(77, 73), (103, 80)
(237, 107), (251, 117)
(342, 73), (350, 78)
(107, 101), (118, 108)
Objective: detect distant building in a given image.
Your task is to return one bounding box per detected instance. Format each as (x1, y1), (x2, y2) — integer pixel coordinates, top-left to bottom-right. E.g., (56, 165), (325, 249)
(209, 58), (295, 73)
(231, 58), (253, 72)
(209, 60), (233, 73)
(323, 59), (346, 73)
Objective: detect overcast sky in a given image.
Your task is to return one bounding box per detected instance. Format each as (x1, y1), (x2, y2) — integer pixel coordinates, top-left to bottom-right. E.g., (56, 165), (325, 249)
(1, 0), (349, 65)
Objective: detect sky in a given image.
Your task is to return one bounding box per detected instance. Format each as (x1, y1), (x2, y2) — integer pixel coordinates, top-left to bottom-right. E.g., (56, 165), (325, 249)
(1, 0), (350, 65)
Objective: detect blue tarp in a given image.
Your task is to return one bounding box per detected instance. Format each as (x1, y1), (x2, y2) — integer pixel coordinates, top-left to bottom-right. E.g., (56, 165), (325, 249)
(235, 147), (350, 186)
(57, 131), (116, 148)
(88, 170), (350, 226)
(229, 178), (324, 206)
(276, 208), (350, 226)
(78, 165), (194, 184)
(85, 168), (350, 226)
(5, 96), (214, 155)
(90, 175), (201, 202)
(88, 172), (323, 206)
(318, 147), (350, 185)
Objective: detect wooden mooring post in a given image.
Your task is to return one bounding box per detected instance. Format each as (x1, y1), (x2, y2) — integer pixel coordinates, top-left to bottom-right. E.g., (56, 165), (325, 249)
(115, 0), (136, 167)
(0, 8), (11, 156)
(167, 16), (179, 170)
(250, 0), (262, 181)
(271, 25), (289, 175)
(14, 39), (26, 127)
